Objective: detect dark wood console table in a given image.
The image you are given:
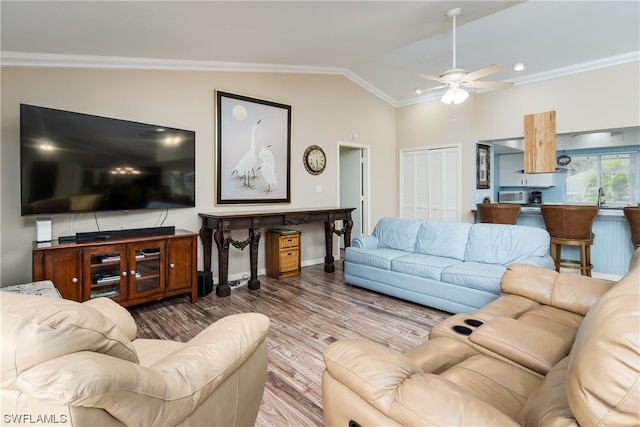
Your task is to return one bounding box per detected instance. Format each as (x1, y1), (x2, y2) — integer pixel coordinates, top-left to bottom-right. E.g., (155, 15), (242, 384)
(199, 208), (355, 296)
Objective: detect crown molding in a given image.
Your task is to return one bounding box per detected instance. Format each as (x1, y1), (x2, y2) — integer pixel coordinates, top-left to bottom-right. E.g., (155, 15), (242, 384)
(509, 51), (640, 86)
(0, 51), (396, 105)
(3, 50), (638, 108)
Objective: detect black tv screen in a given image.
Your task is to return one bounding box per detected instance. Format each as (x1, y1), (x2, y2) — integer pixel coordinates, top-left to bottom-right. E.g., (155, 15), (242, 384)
(20, 104), (196, 216)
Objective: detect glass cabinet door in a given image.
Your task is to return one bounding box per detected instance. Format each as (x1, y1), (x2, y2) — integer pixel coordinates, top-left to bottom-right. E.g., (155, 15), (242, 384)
(84, 244), (126, 302)
(129, 241), (166, 299)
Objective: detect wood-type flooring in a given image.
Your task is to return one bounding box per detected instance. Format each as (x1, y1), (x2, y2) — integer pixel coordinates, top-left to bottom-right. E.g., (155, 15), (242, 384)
(129, 262), (451, 426)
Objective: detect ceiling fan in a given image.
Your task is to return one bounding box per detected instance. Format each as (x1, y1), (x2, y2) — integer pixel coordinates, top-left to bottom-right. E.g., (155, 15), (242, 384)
(416, 7), (514, 104)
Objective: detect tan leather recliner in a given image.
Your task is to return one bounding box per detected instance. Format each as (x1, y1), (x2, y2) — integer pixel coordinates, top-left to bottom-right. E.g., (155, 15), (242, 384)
(1, 293), (270, 426)
(322, 250), (640, 426)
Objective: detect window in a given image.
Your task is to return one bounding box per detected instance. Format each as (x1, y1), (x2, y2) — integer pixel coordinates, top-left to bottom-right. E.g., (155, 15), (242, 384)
(565, 152), (638, 205)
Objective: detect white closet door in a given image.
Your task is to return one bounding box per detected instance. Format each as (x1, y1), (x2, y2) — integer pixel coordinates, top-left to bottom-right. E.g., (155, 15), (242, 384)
(401, 150), (429, 218)
(401, 146), (460, 222)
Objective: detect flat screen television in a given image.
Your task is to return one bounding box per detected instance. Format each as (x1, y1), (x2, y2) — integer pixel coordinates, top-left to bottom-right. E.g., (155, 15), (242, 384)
(20, 104), (196, 216)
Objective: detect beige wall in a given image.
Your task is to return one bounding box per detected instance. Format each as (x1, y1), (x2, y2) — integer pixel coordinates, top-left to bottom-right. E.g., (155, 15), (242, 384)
(397, 61), (640, 222)
(1, 68), (397, 284)
(2, 61), (638, 285)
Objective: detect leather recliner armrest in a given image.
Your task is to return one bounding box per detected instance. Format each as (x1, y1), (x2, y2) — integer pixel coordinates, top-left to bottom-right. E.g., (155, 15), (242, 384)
(323, 339), (519, 426)
(469, 317), (572, 375)
(16, 313), (270, 426)
(82, 297), (138, 341)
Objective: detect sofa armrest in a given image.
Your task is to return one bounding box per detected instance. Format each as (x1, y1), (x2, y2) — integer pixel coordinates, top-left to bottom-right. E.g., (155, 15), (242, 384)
(469, 317), (572, 375)
(350, 235), (379, 249)
(16, 313), (270, 426)
(501, 264), (614, 315)
(323, 339), (518, 426)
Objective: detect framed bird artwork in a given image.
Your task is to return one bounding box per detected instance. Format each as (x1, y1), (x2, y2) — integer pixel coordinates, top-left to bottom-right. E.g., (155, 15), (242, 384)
(216, 91), (291, 204)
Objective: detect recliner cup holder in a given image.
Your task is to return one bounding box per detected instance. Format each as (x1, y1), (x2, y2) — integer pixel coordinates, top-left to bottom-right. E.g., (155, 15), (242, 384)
(452, 325), (473, 335)
(464, 319), (484, 327)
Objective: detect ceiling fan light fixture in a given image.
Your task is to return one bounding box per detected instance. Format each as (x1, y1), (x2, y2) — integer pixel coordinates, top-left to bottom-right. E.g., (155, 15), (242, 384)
(454, 88), (469, 104)
(441, 87), (468, 105)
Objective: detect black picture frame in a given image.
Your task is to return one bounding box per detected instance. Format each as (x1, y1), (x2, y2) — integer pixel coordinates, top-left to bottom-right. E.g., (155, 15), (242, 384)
(216, 91), (291, 204)
(476, 144), (490, 189)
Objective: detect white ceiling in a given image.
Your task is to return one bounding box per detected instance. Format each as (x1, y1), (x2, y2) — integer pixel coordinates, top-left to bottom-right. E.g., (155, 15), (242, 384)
(2, 1), (639, 107)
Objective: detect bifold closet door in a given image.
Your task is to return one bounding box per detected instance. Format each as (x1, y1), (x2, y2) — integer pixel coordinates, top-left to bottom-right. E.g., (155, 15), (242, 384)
(401, 146), (460, 222)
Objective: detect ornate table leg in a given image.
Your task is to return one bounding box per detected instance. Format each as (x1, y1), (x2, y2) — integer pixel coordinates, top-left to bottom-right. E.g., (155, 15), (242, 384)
(198, 224), (213, 273)
(248, 225), (262, 290)
(323, 213), (354, 272)
(343, 212), (354, 247)
(213, 229), (232, 297)
(324, 220), (336, 272)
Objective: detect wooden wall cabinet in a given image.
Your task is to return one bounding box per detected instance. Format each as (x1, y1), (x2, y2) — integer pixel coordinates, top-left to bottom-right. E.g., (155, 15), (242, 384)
(524, 110), (556, 173)
(33, 230), (197, 306)
(266, 231), (301, 280)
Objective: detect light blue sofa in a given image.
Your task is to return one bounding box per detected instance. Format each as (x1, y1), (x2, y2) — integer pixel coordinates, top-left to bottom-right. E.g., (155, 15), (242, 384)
(344, 218), (554, 314)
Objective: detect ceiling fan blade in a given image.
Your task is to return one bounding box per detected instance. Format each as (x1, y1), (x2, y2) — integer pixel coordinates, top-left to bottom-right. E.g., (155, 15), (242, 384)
(407, 84), (449, 97)
(463, 64), (504, 82)
(417, 73), (446, 83)
(419, 84), (449, 93)
(464, 80), (514, 90)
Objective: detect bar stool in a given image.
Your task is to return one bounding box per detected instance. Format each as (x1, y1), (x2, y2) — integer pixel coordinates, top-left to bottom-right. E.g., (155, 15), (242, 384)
(476, 203), (521, 225)
(540, 205), (599, 276)
(623, 207), (640, 249)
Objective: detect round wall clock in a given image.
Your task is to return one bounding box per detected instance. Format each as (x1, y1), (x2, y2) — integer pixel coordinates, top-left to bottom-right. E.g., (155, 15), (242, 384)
(303, 145), (326, 175)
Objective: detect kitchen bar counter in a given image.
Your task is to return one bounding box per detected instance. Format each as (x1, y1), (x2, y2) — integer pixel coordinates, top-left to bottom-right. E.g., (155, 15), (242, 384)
(472, 204), (635, 278)
(518, 205), (625, 218)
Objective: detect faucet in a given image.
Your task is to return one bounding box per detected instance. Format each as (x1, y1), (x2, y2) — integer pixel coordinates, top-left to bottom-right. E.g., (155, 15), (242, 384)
(597, 187), (605, 206)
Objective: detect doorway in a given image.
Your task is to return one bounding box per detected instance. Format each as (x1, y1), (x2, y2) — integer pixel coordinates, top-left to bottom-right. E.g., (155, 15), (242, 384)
(338, 142), (370, 249)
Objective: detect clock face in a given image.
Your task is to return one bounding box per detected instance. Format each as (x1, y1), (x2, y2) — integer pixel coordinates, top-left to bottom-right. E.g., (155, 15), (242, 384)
(303, 145), (326, 175)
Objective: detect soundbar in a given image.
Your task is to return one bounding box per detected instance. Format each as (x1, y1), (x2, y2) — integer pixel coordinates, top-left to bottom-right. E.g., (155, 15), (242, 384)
(76, 226), (176, 242)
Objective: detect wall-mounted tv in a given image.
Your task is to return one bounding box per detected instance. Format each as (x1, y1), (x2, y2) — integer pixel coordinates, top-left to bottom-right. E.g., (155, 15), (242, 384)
(20, 104), (196, 216)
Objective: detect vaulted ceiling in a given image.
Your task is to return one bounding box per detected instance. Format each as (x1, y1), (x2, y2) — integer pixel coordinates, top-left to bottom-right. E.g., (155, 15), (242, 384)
(2, 1), (639, 106)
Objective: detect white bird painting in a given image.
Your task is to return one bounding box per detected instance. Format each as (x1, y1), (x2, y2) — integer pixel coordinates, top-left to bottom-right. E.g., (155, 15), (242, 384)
(257, 144), (277, 193)
(231, 119), (261, 188)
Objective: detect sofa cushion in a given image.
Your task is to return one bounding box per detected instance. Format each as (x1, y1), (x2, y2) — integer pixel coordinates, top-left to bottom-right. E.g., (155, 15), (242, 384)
(566, 263), (640, 426)
(464, 224), (550, 265)
(1, 292), (138, 389)
(390, 254), (461, 281)
(372, 217), (422, 252)
(414, 222), (471, 261)
(440, 262), (506, 295)
(345, 247), (407, 270)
